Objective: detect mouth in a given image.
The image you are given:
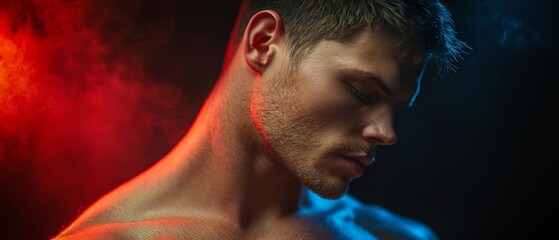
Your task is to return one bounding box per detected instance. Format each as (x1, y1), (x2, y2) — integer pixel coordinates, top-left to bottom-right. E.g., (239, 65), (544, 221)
(340, 154), (373, 167)
(337, 153), (373, 177)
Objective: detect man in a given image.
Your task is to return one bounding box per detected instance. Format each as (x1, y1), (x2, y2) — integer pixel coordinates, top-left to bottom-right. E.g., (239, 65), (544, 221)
(54, 0), (465, 239)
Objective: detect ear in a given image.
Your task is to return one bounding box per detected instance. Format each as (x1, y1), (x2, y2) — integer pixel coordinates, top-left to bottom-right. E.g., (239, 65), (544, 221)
(243, 10), (284, 73)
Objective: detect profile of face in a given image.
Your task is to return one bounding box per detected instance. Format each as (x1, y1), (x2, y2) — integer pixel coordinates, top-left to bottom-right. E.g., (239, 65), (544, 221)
(250, 27), (420, 199)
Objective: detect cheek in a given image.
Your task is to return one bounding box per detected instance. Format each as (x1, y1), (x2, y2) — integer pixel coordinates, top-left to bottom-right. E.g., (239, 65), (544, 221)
(293, 80), (361, 131)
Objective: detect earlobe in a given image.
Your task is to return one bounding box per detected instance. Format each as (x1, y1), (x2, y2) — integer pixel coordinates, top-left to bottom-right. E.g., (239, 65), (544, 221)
(244, 10), (284, 73)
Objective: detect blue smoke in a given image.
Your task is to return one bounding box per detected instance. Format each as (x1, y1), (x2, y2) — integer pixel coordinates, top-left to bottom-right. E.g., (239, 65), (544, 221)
(469, 0), (543, 48)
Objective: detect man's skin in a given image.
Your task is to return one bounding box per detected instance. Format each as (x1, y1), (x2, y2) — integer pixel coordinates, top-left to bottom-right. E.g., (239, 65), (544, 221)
(54, 10), (436, 240)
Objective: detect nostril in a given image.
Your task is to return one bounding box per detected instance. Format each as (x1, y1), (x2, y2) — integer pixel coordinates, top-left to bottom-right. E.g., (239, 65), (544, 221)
(362, 125), (397, 146)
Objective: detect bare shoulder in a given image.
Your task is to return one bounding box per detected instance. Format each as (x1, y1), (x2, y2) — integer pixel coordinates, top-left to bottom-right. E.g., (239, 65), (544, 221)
(298, 189), (440, 240)
(52, 218), (241, 240)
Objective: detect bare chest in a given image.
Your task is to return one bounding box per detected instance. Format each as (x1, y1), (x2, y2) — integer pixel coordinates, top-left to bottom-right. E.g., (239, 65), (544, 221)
(142, 218), (340, 240)
(59, 218), (342, 240)
(242, 218), (339, 240)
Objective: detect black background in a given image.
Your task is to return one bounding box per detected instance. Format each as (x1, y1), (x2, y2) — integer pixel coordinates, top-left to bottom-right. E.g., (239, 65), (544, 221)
(1, 0), (557, 239)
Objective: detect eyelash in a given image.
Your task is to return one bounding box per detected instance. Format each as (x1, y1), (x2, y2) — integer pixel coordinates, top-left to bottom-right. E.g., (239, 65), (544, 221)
(347, 82), (411, 110)
(349, 85), (371, 103)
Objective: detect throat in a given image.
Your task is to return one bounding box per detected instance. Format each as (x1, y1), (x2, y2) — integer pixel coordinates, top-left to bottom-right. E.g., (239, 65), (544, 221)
(237, 171), (302, 229)
(143, 78), (304, 227)
(153, 110), (303, 229)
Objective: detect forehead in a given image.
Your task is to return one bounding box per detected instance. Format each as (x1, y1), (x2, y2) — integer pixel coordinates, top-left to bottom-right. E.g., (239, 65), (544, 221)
(299, 27), (420, 99)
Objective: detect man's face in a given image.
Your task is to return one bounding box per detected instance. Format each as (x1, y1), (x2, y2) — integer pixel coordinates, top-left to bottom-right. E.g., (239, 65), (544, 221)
(250, 28), (420, 199)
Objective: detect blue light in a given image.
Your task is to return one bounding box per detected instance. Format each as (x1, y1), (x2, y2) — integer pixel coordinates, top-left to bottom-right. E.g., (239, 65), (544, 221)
(297, 187), (439, 240)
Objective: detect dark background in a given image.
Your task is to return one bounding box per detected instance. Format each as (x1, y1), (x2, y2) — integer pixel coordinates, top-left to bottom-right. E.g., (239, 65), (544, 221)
(0, 0), (556, 239)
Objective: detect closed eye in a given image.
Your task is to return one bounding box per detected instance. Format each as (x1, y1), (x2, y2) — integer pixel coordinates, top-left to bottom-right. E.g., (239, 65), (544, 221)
(348, 84), (372, 103)
(347, 83), (412, 110)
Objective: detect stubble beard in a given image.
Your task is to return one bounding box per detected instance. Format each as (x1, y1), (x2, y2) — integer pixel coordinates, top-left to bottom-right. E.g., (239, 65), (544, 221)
(250, 68), (350, 200)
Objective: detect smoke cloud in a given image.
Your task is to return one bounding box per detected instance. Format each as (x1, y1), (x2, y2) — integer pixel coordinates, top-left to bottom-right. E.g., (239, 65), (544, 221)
(0, 0), (212, 238)
(470, 0), (543, 48)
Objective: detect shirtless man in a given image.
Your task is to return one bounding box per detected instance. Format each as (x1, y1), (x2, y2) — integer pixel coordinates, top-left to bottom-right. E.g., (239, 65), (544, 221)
(54, 1), (465, 239)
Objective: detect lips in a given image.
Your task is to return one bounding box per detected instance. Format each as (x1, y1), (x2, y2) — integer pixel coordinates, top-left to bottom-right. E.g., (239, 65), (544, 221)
(339, 154), (373, 167)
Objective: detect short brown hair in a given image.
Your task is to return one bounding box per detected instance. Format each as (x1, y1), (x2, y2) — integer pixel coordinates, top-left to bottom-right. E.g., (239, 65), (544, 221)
(228, 0), (466, 78)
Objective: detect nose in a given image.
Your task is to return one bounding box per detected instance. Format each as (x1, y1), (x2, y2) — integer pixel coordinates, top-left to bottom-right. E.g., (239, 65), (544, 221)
(361, 107), (397, 146)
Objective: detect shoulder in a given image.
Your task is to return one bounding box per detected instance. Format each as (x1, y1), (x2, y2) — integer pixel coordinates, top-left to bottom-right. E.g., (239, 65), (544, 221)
(298, 188), (439, 240)
(52, 218), (240, 240)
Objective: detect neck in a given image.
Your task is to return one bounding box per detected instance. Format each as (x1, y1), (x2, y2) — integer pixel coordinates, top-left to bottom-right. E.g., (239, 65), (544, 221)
(140, 70), (302, 229)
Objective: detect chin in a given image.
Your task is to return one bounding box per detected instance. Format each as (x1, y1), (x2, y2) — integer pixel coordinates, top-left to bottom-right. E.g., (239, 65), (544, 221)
(305, 178), (350, 200)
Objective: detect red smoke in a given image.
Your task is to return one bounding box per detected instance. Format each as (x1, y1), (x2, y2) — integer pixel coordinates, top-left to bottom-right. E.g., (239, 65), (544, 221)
(0, 0), (195, 238)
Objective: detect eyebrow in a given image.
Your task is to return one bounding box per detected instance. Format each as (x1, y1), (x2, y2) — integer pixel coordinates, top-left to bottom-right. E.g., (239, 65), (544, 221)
(342, 68), (414, 108)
